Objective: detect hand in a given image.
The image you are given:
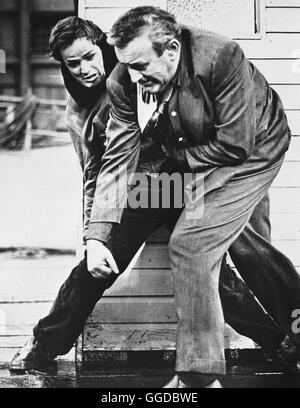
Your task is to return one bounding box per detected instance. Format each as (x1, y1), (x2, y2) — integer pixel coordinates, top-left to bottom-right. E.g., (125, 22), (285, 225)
(87, 239), (119, 279)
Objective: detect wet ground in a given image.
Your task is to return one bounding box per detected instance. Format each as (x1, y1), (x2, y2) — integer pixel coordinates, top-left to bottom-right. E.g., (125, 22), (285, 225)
(0, 356), (300, 388)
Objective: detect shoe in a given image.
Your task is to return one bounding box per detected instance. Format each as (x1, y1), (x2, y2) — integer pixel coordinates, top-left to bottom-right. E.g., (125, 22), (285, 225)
(163, 374), (222, 388)
(9, 336), (57, 373)
(163, 375), (191, 388)
(275, 335), (300, 375)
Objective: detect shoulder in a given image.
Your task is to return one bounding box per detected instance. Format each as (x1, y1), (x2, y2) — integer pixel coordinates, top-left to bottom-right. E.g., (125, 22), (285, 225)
(107, 63), (132, 92)
(183, 25), (244, 75)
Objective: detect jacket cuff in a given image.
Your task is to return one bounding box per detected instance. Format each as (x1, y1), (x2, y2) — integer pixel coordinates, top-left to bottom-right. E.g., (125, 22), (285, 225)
(86, 222), (114, 244)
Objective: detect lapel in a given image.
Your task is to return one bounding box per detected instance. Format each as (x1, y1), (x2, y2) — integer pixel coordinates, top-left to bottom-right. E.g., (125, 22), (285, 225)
(169, 28), (205, 146)
(172, 27), (216, 146)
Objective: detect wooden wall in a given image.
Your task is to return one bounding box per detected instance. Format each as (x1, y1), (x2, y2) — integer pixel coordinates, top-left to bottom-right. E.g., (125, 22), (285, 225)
(78, 0), (300, 361)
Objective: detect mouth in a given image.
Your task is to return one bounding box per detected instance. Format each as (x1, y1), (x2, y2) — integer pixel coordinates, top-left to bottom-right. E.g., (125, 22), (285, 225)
(139, 79), (157, 88)
(83, 73), (98, 82)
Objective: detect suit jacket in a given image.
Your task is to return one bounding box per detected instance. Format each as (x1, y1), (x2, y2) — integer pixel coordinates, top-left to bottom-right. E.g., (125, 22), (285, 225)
(87, 26), (291, 243)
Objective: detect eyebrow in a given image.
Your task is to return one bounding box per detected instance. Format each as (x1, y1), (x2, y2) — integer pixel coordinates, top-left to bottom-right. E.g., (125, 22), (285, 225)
(125, 62), (148, 70)
(66, 50), (95, 62)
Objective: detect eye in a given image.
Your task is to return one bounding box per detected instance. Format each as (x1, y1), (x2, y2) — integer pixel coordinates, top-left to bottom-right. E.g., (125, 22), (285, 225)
(67, 61), (79, 68)
(85, 53), (95, 61)
(128, 63), (148, 71)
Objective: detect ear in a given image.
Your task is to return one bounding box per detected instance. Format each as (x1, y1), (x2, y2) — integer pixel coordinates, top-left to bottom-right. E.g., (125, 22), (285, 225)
(165, 39), (181, 60)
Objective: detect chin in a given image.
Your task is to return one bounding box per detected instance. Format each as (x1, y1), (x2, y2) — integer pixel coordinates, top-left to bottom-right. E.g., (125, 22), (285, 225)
(82, 82), (95, 88)
(144, 84), (162, 94)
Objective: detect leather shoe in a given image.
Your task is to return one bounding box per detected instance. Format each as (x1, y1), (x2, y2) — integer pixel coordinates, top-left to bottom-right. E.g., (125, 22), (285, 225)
(163, 374), (222, 388)
(275, 335), (300, 374)
(9, 336), (57, 373)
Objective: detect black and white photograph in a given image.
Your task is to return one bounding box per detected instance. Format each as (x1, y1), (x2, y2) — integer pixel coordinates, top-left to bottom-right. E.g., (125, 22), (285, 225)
(0, 0), (300, 392)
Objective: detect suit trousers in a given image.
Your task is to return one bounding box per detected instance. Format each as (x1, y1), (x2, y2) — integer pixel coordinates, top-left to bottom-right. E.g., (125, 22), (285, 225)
(33, 176), (286, 358)
(168, 157), (299, 374)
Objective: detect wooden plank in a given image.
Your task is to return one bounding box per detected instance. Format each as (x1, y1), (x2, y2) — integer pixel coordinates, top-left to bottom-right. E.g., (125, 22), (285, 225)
(78, 0), (87, 18)
(87, 297), (176, 324)
(0, 0), (17, 11)
(239, 34), (300, 59)
(272, 240), (300, 266)
(270, 187), (300, 212)
(286, 111), (300, 136)
(273, 161), (300, 187)
(132, 238), (300, 269)
(252, 59), (300, 84)
(32, 0), (74, 12)
(86, 0), (167, 8)
(284, 136), (300, 161)
(32, 68), (64, 87)
(134, 244), (170, 269)
(266, 8), (300, 32)
(85, 8), (131, 32)
(266, 0), (300, 7)
(105, 269), (173, 297)
(270, 213), (300, 239)
(83, 323), (255, 351)
(272, 85), (300, 110)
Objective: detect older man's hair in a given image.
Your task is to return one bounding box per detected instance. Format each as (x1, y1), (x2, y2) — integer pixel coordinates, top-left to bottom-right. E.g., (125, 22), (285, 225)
(49, 16), (105, 61)
(108, 6), (182, 56)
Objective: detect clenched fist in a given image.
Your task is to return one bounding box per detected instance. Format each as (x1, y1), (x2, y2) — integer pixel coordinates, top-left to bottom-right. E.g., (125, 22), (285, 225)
(87, 239), (119, 279)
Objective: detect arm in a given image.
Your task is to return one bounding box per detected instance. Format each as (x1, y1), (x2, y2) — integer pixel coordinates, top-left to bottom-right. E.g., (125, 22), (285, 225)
(66, 99), (107, 244)
(185, 41), (256, 171)
(86, 76), (141, 244)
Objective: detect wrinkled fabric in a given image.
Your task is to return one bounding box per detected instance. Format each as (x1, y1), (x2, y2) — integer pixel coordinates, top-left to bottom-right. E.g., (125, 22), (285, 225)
(87, 26), (290, 242)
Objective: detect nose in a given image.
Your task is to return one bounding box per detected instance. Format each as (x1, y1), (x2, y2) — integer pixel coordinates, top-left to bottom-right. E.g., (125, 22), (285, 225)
(128, 68), (143, 83)
(80, 60), (90, 75)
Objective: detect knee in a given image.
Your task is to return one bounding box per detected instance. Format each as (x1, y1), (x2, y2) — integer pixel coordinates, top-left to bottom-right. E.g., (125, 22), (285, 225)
(169, 228), (187, 256)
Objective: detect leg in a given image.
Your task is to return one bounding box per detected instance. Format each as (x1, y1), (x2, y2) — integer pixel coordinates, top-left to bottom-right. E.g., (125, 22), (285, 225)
(229, 213), (300, 346)
(221, 193), (284, 351)
(33, 205), (170, 356)
(10, 177), (177, 372)
(168, 161), (283, 376)
(165, 201), (284, 352)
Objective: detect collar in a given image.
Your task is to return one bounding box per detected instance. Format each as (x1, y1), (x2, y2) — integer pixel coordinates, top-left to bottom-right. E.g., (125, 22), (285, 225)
(177, 27), (202, 98)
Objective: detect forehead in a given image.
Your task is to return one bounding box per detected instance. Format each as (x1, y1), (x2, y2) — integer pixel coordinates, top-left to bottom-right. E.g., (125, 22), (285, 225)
(61, 37), (96, 60)
(115, 33), (156, 64)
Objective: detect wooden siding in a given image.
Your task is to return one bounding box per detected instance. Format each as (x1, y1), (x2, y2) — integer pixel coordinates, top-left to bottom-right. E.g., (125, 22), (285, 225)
(78, 0), (300, 359)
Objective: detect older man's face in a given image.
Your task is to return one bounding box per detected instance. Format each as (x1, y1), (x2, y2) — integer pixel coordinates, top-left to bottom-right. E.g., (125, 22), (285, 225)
(115, 32), (180, 94)
(61, 37), (105, 88)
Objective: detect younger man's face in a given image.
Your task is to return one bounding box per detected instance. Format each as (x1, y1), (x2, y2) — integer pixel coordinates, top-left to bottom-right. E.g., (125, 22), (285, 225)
(61, 37), (105, 88)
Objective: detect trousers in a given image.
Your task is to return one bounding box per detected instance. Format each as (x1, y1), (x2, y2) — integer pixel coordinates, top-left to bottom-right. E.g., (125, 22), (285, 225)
(169, 158), (300, 374)
(33, 173), (292, 366)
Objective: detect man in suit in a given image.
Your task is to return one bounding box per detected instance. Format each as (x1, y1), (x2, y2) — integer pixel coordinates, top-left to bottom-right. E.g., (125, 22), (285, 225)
(85, 6), (300, 387)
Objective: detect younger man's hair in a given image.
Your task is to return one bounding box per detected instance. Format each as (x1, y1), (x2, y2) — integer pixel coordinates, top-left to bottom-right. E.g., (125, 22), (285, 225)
(49, 16), (105, 62)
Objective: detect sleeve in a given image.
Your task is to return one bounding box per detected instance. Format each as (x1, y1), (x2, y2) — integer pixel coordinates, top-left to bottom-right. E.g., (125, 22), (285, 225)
(66, 103), (106, 244)
(86, 78), (141, 243)
(185, 41), (256, 171)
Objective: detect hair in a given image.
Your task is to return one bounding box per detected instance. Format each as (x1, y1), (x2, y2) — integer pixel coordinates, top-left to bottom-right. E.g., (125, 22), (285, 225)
(108, 6), (182, 56)
(49, 16), (117, 107)
(49, 16), (103, 61)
